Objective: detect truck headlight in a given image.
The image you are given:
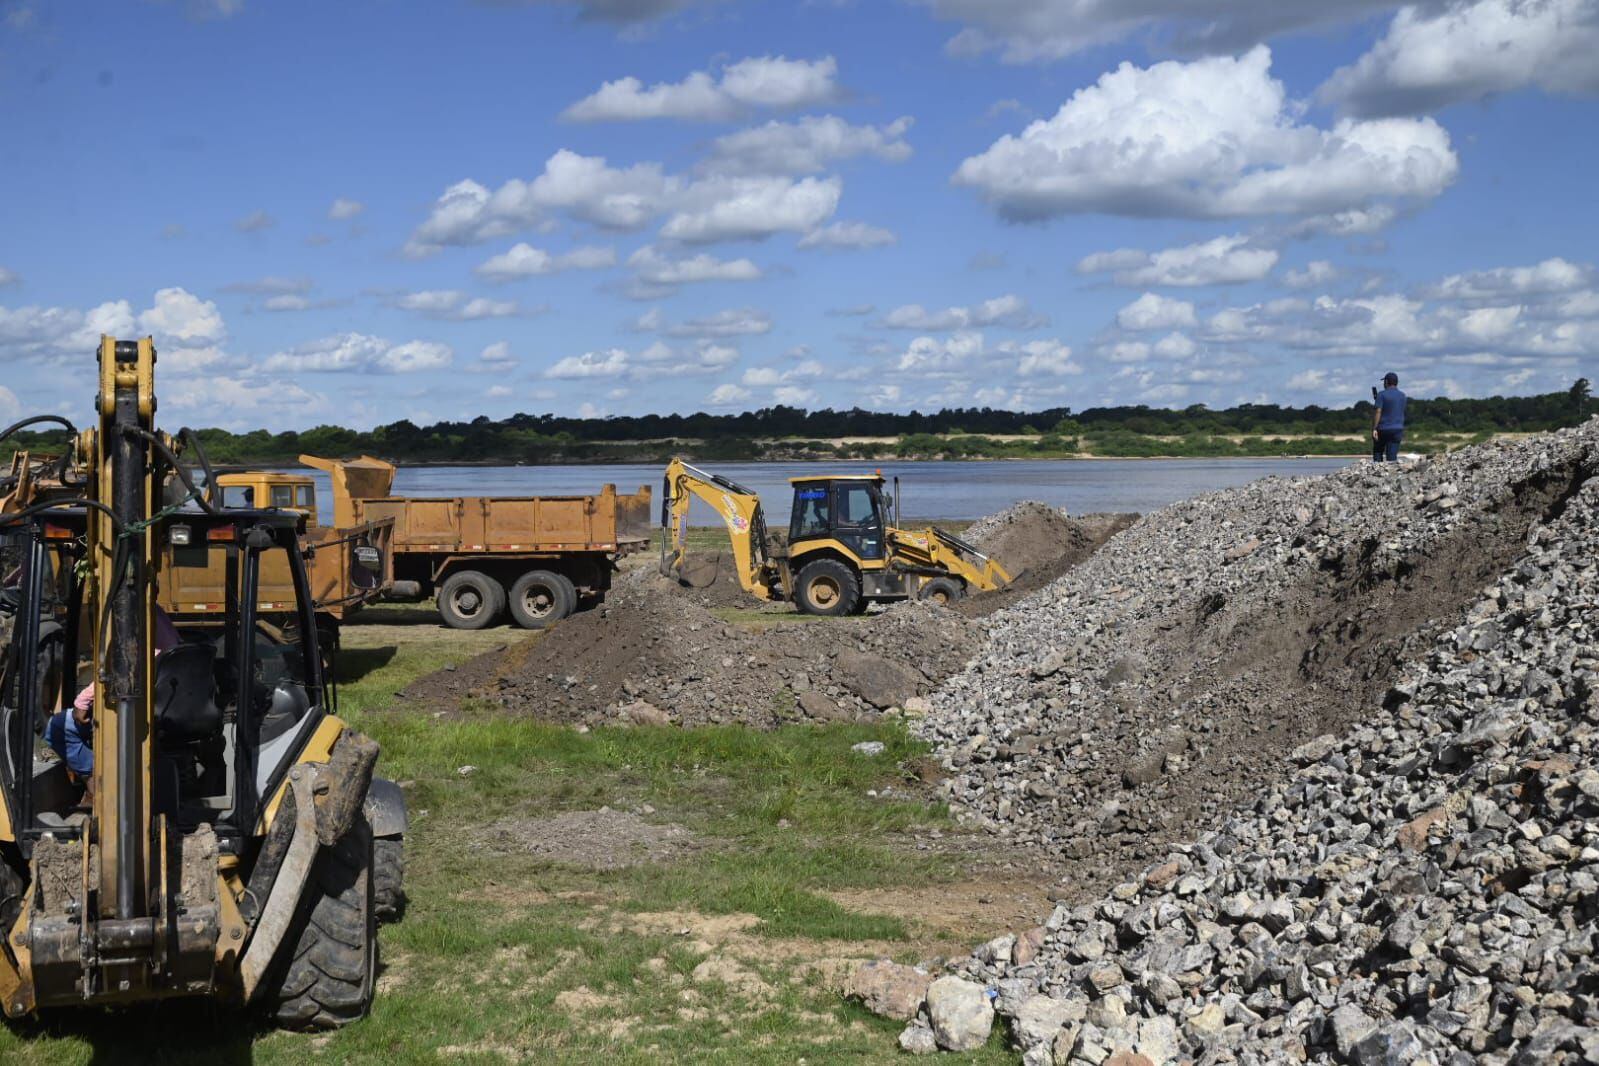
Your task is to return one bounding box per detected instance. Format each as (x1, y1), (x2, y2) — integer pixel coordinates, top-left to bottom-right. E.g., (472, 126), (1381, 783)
(169, 524), (192, 547)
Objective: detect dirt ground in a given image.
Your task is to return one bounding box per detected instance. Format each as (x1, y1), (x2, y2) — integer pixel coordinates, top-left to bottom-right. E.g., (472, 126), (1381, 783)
(474, 807), (702, 871)
(398, 504), (1136, 731)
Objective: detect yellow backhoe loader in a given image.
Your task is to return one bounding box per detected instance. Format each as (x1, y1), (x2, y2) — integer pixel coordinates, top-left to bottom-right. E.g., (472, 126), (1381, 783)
(0, 337), (404, 1027)
(660, 458), (1010, 615)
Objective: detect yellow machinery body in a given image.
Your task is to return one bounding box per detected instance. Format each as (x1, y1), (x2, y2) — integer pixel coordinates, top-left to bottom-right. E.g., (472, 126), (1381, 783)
(0, 338), (396, 1023)
(659, 458), (1010, 615)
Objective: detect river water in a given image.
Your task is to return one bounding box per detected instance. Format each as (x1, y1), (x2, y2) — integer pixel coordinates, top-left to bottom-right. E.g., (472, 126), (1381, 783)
(296, 458), (1357, 527)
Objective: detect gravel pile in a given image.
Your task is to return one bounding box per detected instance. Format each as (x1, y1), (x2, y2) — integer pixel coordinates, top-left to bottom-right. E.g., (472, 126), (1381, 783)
(920, 430), (1591, 878)
(962, 503), (1139, 616)
(901, 423), (1599, 1062)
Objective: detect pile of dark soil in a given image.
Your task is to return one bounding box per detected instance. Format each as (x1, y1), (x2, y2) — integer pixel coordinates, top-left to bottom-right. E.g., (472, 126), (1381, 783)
(398, 501), (1133, 729)
(406, 569), (980, 728)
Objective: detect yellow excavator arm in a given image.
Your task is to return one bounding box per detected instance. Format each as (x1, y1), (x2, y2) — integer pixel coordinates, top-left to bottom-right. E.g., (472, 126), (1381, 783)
(660, 458), (779, 601)
(887, 526), (1012, 593)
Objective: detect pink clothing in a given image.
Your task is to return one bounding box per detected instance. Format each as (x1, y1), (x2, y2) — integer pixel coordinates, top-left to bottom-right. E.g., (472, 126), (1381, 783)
(70, 606), (181, 717)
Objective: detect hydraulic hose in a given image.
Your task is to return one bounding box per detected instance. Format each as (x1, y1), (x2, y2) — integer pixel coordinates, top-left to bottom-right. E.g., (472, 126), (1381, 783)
(0, 415), (78, 482)
(117, 425), (222, 515)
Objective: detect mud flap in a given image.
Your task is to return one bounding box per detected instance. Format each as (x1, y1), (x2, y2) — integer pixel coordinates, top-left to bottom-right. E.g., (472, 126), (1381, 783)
(363, 777), (407, 839)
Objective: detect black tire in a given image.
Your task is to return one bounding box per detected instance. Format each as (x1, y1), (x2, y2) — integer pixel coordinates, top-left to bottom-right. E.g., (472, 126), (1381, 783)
(437, 570), (505, 630)
(795, 559), (860, 617)
(507, 570), (576, 629)
(266, 816), (376, 1030)
(373, 837), (406, 923)
(918, 576), (965, 606)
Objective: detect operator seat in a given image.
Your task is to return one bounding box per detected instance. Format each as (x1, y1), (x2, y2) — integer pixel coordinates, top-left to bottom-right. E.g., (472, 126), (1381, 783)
(154, 642), (221, 744)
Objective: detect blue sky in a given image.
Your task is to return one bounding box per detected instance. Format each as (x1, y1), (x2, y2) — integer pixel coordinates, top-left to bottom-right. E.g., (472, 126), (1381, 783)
(2, 0), (1597, 430)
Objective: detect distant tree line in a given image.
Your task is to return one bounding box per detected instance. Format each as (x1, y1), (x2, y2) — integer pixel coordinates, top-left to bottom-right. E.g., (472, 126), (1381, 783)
(1, 381), (1590, 466)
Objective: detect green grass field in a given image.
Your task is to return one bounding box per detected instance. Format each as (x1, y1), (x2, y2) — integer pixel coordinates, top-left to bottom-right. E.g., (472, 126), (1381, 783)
(0, 603), (1029, 1065)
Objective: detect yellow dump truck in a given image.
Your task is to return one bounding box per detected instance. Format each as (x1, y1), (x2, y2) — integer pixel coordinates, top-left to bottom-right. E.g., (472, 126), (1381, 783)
(168, 468), (395, 642)
(1, 457), (394, 645)
(300, 456), (652, 629)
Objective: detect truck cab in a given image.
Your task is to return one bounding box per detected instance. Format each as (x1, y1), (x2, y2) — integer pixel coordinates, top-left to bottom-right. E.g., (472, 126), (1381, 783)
(215, 471), (320, 525)
(181, 470), (392, 631)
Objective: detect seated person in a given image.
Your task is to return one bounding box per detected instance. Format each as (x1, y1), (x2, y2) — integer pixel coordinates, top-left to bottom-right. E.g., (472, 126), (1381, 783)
(45, 606), (180, 802)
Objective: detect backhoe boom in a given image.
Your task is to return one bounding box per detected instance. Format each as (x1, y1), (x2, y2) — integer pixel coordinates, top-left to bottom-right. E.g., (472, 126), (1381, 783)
(660, 458), (779, 600)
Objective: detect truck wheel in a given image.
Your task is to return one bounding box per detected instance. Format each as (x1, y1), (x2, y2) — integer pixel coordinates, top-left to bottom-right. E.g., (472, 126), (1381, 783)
(437, 570), (504, 630)
(918, 576), (964, 606)
(796, 559), (859, 617)
(266, 816), (376, 1030)
(507, 570), (576, 629)
(373, 836), (406, 923)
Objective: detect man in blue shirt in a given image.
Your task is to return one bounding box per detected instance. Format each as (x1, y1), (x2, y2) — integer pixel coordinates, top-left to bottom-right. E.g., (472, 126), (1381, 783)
(1372, 372), (1407, 463)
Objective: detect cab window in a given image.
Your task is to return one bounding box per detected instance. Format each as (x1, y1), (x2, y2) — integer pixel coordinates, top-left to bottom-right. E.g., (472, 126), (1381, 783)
(295, 485), (315, 509)
(221, 485), (254, 508)
(837, 486), (879, 529)
(833, 484), (885, 561)
(269, 485), (294, 508)
(245, 541), (320, 759)
(790, 487), (830, 541)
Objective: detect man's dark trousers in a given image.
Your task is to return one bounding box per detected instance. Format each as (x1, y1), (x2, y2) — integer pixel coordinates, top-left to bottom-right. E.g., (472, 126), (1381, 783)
(1373, 429), (1403, 462)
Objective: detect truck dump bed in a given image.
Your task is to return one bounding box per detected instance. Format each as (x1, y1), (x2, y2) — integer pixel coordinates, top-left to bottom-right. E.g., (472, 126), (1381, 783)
(301, 455), (651, 557)
(356, 489), (651, 554)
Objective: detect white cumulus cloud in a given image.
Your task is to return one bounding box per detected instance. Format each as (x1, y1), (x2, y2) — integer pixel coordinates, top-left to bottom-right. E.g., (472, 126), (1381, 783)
(139, 287), (226, 345)
(1431, 257), (1591, 300)
(798, 221), (897, 250)
(408, 150), (844, 253)
(1077, 234), (1278, 287)
(1116, 293), (1199, 331)
(563, 55), (839, 122)
(1283, 261), (1340, 289)
(880, 294), (1046, 331)
(475, 243), (618, 281)
(660, 175), (841, 243)
(547, 349), (632, 379)
(263, 332), (453, 374)
(954, 46), (1458, 223)
(328, 197), (365, 220)
(1321, 0), (1599, 117)
(916, 0), (1398, 63)
(391, 290), (522, 320)
(702, 116), (913, 176)
(708, 383), (753, 406)
(627, 245), (762, 289)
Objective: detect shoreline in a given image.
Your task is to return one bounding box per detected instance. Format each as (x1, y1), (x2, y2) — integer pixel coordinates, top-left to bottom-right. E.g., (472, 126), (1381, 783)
(386, 453), (1368, 468)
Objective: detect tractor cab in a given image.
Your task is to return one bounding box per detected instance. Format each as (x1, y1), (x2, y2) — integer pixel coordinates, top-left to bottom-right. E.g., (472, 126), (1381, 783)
(0, 505), (328, 842)
(787, 474), (890, 561)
